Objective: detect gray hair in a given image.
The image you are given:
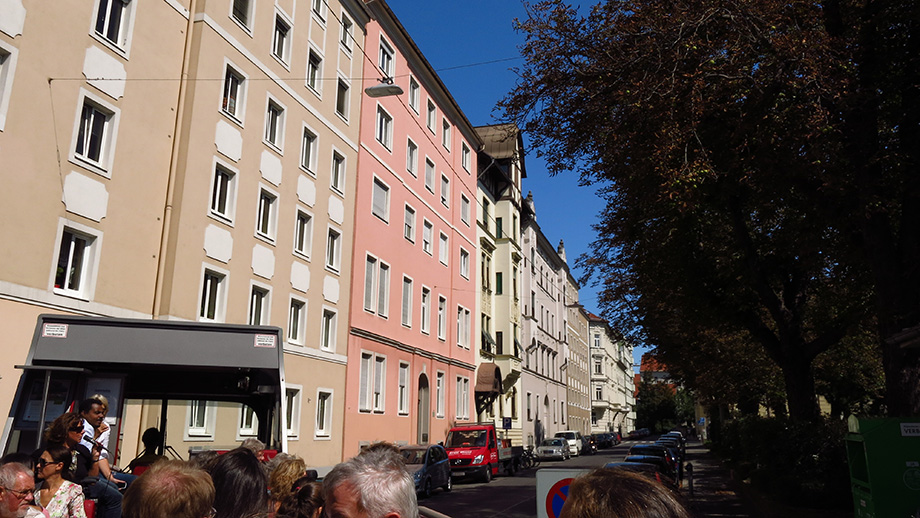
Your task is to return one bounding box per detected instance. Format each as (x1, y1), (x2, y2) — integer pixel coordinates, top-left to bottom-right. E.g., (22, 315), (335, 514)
(0, 462), (32, 488)
(323, 446), (418, 518)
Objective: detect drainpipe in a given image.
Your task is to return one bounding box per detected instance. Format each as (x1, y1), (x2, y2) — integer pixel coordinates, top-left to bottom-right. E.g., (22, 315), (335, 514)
(152, 0), (197, 319)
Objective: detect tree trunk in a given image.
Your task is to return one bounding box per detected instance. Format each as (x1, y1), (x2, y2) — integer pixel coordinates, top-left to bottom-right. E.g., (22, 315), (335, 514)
(779, 357), (821, 422)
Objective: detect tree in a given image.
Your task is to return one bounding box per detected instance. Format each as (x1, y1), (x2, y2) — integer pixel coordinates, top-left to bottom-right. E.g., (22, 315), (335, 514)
(500, 0), (919, 418)
(636, 379), (678, 432)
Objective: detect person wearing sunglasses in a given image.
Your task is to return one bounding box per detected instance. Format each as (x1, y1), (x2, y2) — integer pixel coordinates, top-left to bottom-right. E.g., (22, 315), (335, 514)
(34, 444), (86, 518)
(0, 462), (35, 518)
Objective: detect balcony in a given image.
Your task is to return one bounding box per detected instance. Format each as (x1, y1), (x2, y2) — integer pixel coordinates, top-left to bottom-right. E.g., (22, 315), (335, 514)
(494, 354), (522, 393)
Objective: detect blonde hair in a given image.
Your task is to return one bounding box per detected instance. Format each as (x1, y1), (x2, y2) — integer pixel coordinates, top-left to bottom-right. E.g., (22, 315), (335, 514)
(91, 394), (110, 414)
(269, 456), (307, 501)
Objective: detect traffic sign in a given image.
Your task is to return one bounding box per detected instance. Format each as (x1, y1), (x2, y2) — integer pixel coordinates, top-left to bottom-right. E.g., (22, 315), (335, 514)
(536, 469), (590, 518)
(502, 417), (512, 429)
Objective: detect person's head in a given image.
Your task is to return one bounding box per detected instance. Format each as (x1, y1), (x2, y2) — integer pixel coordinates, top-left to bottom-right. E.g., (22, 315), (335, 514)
(269, 456), (307, 502)
(210, 448), (268, 518)
(44, 412), (86, 448)
(0, 454), (33, 472)
(322, 445), (417, 518)
(240, 438), (265, 458)
(558, 468), (691, 518)
(78, 398), (105, 429)
(36, 444), (72, 482)
(0, 463), (35, 518)
(189, 451), (220, 473)
(123, 460), (215, 518)
(141, 428), (163, 451)
(91, 394), (110, 416)
(276, 479), (323, 518)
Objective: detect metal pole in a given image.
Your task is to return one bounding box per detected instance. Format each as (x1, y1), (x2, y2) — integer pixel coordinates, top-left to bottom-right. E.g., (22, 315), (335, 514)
(35, 370), (51, 450)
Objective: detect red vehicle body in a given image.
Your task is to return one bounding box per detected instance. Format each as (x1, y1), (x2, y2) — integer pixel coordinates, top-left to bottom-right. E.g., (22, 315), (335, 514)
(443, 422), (522, 483)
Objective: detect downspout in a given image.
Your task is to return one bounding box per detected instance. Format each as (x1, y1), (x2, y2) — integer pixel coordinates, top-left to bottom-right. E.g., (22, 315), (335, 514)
(152, 0), (198, 319)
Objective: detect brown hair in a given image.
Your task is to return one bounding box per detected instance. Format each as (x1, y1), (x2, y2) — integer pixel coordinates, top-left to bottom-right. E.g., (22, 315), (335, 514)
(559, 468), (691, 518)
(123, 460), (215, 518)
(276, 479), (323, 518)
(43, 412), (83, 446)
(269, 456), (307, 501)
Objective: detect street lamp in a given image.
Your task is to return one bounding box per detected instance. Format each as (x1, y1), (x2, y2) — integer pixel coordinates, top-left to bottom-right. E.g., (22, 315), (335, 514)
(365, 77), (403, 98)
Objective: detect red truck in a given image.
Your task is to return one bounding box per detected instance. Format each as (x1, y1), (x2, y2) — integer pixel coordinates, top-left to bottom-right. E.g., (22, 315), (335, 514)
(443, 422), (523, 482)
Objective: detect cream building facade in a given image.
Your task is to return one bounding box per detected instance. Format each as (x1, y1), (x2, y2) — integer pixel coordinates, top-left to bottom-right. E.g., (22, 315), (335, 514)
(589, 312), (636, 435)
(563, 272), (590, 437)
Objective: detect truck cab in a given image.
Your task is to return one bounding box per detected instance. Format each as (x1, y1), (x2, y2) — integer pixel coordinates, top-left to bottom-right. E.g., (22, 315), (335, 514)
(444, 422), (521, 483)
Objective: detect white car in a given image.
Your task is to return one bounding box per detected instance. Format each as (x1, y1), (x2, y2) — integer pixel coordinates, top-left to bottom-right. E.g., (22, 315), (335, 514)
(554, 430), (583, 457)
(536, 438), (570, 461)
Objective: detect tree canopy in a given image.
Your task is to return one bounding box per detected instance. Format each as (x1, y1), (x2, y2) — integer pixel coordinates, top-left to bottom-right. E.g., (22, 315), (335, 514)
(501, 0), (919, 418)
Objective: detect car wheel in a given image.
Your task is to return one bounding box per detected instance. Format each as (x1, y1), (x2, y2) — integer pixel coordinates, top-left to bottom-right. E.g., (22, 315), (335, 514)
(482, 464), (492, 483)
(422, 478), (432, 499)
(443, 474), (452, 492)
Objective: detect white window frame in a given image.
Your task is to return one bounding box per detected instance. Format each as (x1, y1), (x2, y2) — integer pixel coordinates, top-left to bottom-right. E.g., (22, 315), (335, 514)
(198, 265), (228, 322)
(436, 371), (445, 418)
(248, 282), (271, 325)
(51, 220), (103, 301)
(364, 254), (390, 318)
(406, 139), (418, 177)
(335, 77), (350, 121)
(455, 377), (470, 419)
(408, 76), (420, 113)
(459, 248), (470, 279)
(315, 389), (333, 439)
(185, 400), (217, 440)
(371, 176), (390, 222)
(424, 158), (435, 193)
(378, 37), (395, 77)
(339, 13), (354, 52)
(306, 49), (323, 94)
(461, 142), (471, 172)
(220, 61), (247, 124)
(375, 105), (393, 150)
(331, 150), (346, 194)
(285, 385), (302, 439)
(293, 208), (313, 259)
(300, 125), (318, 174)
(311, 0), (327, 22)
(231, 0), (254, 29)
(460, 194), (471, 226)
(440, 175), (450, 207)
(437, 295), (447, 341)
(373, 355), (387, 413)
(92, 0), (136, 54)
(404, 204), (416, 243)
(422, 220), (433, 255)
(71, 90), (119, 177)
(237, 404), (258, 439)
(320, 306), (337, 351)
(209, 159), (238, 224)
(457, 305), (471, 349)
(255, 185), (279, 242)
(438, 232), (449, 265)
(420, 286), (431, 335)
(442, 119), (451, 151)
(401, 275), (413, 328)
(325, 226), (342, 272)
(288, 296), (307, 345)
(398, 362), (410, 416)
(359, 352), (373, 412)
(271, 12), (292, 66)
(0, 41), (18, 131)
(264, 96), (286, 151)
(426, 100), (436, 133)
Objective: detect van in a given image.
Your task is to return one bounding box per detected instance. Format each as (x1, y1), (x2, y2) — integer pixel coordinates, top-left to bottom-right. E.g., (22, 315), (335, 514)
(553, 430), (583, 457)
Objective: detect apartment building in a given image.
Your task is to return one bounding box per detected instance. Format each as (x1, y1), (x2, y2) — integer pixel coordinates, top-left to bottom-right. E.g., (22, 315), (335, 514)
(474, 123), (525, 445)
(519, 193), (568, 447)
(564, 272), (591, 437)
(0, 0), (368, 470)
(342, 0), (480, 456)
(589, 312), (636, 435)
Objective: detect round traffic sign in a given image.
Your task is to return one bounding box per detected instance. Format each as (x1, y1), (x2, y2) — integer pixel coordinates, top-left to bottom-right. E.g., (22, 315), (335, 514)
(545, 477), (574, 518)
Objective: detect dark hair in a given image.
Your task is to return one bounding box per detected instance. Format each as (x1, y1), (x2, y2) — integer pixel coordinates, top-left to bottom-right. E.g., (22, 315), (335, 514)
(43, 412), (83, 446)
(276, 479), (323, 518)
(141, 428), (163, 450)
(43, 443), (74, 481)
(0, 452), (35, 470)
(123, 460), (215, 518)
(189, 450), (220, 473)
(210, 448), (268, 518)
(559, 468), (691, 518)
(78, 398), (104, 415)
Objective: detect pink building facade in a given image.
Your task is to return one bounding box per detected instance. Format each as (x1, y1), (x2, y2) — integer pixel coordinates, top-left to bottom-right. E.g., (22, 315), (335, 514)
(342, 0), (480, 456)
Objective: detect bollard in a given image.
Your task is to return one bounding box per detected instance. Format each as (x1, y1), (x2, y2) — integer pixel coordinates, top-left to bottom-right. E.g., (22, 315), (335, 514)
(685, 462), (694, 496)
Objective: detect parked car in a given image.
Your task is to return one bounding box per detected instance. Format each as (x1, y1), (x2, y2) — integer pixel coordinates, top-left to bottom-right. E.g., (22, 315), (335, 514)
(604, 461), (679, 492)
(593, 433), (612, 449)
(661, 431), (686, 454)
(655, 438), (683, 461)
(536, 438), (570, 461)
(554, 430), (583, 457)
(623, 455), (678, 484)
(627, 444), (680, 478)
(400, 444), (452, 498)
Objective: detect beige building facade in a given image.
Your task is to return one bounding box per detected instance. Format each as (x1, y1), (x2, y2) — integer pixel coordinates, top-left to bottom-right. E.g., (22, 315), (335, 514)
(589, 312), (636, 435)
(563, 272), (590, 437)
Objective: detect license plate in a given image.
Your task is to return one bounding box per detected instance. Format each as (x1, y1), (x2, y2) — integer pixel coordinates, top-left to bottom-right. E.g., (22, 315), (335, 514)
(453, 470), (465, 476)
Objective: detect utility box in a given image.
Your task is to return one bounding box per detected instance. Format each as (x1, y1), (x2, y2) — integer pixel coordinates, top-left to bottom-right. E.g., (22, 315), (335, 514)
(845, 416), (920, 518)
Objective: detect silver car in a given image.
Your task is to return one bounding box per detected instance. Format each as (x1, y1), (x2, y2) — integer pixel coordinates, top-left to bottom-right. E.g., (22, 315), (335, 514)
(536, 438), (570, 461)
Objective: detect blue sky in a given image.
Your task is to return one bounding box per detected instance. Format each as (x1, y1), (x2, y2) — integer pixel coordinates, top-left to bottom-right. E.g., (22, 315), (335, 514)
(384, 0), (609, 317)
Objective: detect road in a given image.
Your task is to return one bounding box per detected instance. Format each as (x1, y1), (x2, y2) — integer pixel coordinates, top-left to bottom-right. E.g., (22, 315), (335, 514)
(419, 440), (637, 518)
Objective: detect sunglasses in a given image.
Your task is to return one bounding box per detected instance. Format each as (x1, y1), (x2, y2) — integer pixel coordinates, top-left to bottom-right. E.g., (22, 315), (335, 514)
(36, 459), (59, 468)
(69, 423), (85, 432)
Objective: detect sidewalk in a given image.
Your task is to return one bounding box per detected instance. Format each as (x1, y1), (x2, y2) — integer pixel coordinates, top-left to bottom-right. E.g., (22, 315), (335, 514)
(682, 440), (755, 517)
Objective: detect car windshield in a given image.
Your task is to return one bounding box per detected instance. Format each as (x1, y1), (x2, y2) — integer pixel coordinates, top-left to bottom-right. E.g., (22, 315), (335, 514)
(401, 449), (426, 465)
(555, 432), (575, 440)
(541, 439), (564, 447)
(445, 429), (487, 448)
(630, 445), (666, 457)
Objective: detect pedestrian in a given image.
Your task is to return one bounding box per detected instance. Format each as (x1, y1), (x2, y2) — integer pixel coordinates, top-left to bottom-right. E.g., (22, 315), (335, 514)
(210, 448), (269, 518)
(559, 468), (691, 518)
(275, 477), (323, 518)
(322, 443), (417, 518)
(268, 456), (307, 514)
(0, 462), (35, 518)
(33, 444), (86, 518)
(122, 460), (215, 518)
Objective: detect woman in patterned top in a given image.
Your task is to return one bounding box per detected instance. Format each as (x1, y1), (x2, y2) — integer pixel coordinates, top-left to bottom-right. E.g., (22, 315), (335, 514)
(34, 444), (87, 518)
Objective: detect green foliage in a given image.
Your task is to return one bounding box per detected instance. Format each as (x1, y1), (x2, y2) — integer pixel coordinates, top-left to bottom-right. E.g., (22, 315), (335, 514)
(636, 380), (678, 432)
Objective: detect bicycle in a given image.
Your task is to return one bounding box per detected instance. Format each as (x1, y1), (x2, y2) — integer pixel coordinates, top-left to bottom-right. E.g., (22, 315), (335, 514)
(521, 446), (541, 469)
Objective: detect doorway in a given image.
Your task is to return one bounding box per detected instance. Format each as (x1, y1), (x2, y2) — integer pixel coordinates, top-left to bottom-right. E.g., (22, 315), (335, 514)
(417, 373), (430, 444)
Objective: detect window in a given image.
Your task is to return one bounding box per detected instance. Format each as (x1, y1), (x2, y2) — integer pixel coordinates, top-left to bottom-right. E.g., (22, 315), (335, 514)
(311, 0), (326, 21)
(422, 220), (433, 255)
(436, 372), (445, 417)
(455, 377), (470, 419)
(94, 0), (132, 49)
(424, 159), (435, 193)
(441, 119), (451, 150)
(75, 98), (114, 170)
(363, 255), (389, 318)
(54, 227), (98, 298)
(398, 363), (410, 415)
(265, 100), (284, 149)
(238, 404), (257, 437)
(221, 65), (245, 120)
(460, 249), (470, 279)
(373, 356), (386, 412)
(248, 285), (270, 325)
(0, 43), (16, 130)
(378, 38), (395, 77)
(285, 387), (301, 438)
(460, 195), (470, 225)
(301, 127), (318, 173)
(315, 390), (332, 437)
(326, 227), (341, 271)
(526, 392), (532, 421)
(481, 198), (490, 229)
(406, 139), (418, 176)
(294, 210), (313, 257)
(340, 14), (354, 51)
(404, 205), (416, 242)
(595, 385), (603, 400)
(359, 353), (373, 411)
(256, 189), (277, 240)
(426, 100), (436, 132)
(331, 152), (346, 193)
(187, 400), (215, 438)
(437, 296), (447, 340)
(481, 254), (491, 290)
(496, 272), (503, 295)
(335, 79), (349, 119)
(513, 267), (519, 298)
(496, 217), (503, 238)
(288, 298), (306, 344)
(272, 16), (291, 64)
(375, 106), (393, 150)
(457, 306), (471, 348)
(210, 164), (236, 222)
(594, 360), (602, 375)
(232, 0), (252, 27)
(321, 308), (337, 351)
(199, 269), (225, 321)
(440, 175), (450, 207)
(420, 287), (431, 334)
(372, 178), (389, 222)
(438, 232), (448, 265)
(408, 77), (420, 113)
(307, 51), (322, 92)
(462, 142), (471, 172)
(401, 276), (413, 327)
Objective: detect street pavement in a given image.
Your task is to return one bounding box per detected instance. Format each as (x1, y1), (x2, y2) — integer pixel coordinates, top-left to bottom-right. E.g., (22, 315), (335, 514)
(419, 437), (756, 518)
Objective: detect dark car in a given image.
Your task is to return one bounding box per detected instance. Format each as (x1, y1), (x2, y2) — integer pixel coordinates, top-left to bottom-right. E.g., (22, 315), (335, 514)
(627, 444), (679, 477)
(400, 444), (452, 498)
(604, 461), (679, 491)
(580, 435), (597, 455)
(622, 455), (678, 484)
(593, 433), (612, 449)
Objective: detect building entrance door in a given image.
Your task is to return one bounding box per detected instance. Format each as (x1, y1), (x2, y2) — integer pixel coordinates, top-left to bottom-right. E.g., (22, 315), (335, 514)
(417, 373), (430, 443)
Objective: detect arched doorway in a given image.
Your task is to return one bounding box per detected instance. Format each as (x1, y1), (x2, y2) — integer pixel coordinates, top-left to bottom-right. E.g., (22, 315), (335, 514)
(417, 373), (430, 444)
